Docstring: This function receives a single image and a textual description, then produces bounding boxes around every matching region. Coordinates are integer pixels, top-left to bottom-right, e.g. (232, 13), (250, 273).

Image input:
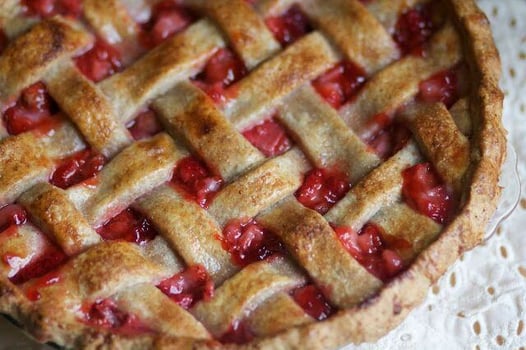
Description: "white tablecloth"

(1, 1), (525, 349)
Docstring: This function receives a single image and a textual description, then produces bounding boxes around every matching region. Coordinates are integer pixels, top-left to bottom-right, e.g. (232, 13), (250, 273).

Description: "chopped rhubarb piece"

(50, 149), (106, 189)
(220, 218), (285, 266)
(22, 0), (82, 18)
(157, 265), (214, 309)
(84, 299), (151, 335)
(265, 5), (312, 47)
(0, 29), (7, 55)
(334, 223), (408, 281)
(193, 48), (248, 104)
(291, 284), (334, 321)
(402, 162), (455, 224)
(9, 244), (67, 285)
(127, 109), (163, 140)
(242, 118), (292, 157)
(312, 61), (367, 109)
(139, 0), (194, 48)
(171, 157), (222, 208)
(23, 270), (61, 301)
(3, 82), (60, 135)
(295, 168), (350, 215)
(75, 39), (122, 82)
(393, 4), (434, 56)
(418, 68), (460, 108)
(97, 208), (158, 245)
(0, 205), (28, 232)
(220, 320), (255, 344)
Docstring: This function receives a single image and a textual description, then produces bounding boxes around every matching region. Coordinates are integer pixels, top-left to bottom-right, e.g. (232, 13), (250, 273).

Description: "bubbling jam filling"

(96, 208), (158, 245)
(291, 284), (334, 321)
(50, 149), (106, 189)
(23, 270), (61, 301)
(8, 243), (67, 285)
(334, 223), (410, 282)
(171, 157), (223, 209)
(295, 168), (350, 215)
(220, 218), (286, 267)
(402, 162), (455, 224)
(220, 320), (255, 345)
(364, 116), (412, 160)
(418, 67), (461, 108)
(242, 117), (293, 157)
(75, 39), (122, 83)
(2, 82), (60, 135)
(22, 0), (82, 18)
(83, 299), (151, 335)
(265, 5), (312, 47)
(0, 205), (28, 232)
(127, 109), (163, 140)
(312, 61), (367, 109)
(193, 48), (248, 104)
(139, 0), (194, 48)
(393, 3), (435, 56)
(157, 265), (214, 310)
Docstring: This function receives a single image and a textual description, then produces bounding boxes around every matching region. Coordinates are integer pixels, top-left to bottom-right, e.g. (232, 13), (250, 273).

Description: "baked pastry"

(0, 0), (505, 348)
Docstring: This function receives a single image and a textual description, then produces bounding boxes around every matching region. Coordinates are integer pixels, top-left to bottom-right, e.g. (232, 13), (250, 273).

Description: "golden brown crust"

(0, 0), (504, 349)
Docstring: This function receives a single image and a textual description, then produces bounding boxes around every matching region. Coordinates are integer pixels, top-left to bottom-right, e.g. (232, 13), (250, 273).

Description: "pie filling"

(96, 208), (158, 245)
(51, 149), (106, 189)
(242, 117), (293, 157)
(82, 299), (152, 335)
(220, 218), (286, 267)
(0, 0), (483, 345)
(157, 265), (214, 310)
(2, 82), (61, 136)
(171, 156), (223, 209)
(295, 168), (350, 215)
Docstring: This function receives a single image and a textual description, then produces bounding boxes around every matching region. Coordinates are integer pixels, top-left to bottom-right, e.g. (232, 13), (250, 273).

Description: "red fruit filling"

(291, 284), (334, 321)
(2, 82), (60, 135)
(171, 156), (222, 209)
(157, 265), (214, 310)
(22, 0), (82, 18)
(295, 168), (350, 215)
(366, 119), (412, 159)
(139, 0), (194, 48)
(242, 118), (293, 157)
(265, 5), (312, 47)
(418, 68), (460, 108)
(312, 61), (367, 109)
(83, 299), (151, 335)
(0, 29), (7, 55)
(393, 4), (434, 56)
(334, 223), (409, 282)
(23, 270), (61, 301)
(9, 243), (67, 285)
(127, 109), (163, 140)
(220, 218), (285, 267)
(75, 39), (122, 83)
(96, 208), (158, 245)
(193, 48), (248, 104)
(0, 204), (28, 232)
(220, 320), (255, 345)
(402, 162), (455, 224)
(50, 149), (106, 189)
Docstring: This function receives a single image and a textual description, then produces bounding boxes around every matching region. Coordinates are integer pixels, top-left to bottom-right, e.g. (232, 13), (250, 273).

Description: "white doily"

(1, 1), (525, 349)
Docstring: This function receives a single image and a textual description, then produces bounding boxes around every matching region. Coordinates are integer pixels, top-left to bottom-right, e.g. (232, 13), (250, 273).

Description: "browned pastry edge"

(0, 0), (505, 348)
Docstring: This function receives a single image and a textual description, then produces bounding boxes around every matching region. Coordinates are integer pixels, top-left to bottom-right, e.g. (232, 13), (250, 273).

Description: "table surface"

(2, 1), (526, 349)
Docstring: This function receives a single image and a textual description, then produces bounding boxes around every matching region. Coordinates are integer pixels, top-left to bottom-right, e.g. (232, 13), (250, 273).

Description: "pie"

(0, 0), (505, 349)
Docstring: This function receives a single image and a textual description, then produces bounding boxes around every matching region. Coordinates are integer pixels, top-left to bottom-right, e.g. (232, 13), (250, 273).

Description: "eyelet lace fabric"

(0, 1), (524, 349)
